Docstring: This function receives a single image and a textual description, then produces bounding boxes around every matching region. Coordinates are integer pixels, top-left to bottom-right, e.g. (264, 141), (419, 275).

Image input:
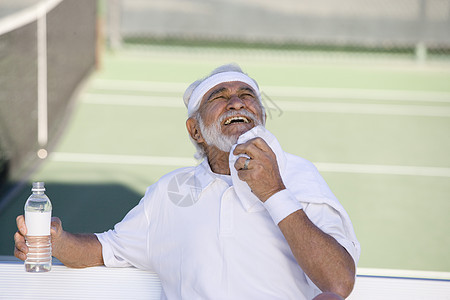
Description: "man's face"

(198, 81), (265, 139)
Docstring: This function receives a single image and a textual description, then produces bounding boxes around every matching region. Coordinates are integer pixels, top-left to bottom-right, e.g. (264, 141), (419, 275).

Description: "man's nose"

(226, 95), (245, 110)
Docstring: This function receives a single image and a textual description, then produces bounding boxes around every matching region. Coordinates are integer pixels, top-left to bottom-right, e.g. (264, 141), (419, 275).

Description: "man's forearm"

(278, 210), (355, 298)
(52, 232), (104, 268)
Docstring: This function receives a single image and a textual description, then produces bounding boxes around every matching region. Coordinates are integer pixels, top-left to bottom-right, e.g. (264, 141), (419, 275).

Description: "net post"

(415, 42), (427, 64)
(108, 0), (122, 51)
(37, 5), (48, 150)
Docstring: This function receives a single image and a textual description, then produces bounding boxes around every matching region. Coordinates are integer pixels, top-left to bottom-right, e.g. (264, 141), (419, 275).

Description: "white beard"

(198, 110), (264, 153)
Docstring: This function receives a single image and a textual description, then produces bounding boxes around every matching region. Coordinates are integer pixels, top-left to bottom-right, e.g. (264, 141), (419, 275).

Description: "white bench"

(0, 257), (448, 299)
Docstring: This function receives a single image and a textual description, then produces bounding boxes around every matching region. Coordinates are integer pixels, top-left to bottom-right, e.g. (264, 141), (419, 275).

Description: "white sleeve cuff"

(95, 231), (132, 268)
(263, 189), (303, 225)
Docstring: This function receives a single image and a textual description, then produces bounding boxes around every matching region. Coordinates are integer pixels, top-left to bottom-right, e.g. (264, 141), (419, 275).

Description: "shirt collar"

(194, 159), (263, 212)
(194, 160), (216, 192)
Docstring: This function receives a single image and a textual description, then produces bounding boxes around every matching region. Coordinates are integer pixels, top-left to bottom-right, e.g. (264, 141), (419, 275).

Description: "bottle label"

(25, 211), (51, 236)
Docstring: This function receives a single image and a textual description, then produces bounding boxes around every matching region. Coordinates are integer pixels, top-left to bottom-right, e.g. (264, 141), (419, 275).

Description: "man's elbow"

(330, 274), (355, 299)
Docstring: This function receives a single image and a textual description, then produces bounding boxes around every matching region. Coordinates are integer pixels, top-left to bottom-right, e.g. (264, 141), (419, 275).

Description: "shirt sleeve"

(303, 202), (359, 267)
(300, 202), (359, 296)
(95, 187), (153, 270)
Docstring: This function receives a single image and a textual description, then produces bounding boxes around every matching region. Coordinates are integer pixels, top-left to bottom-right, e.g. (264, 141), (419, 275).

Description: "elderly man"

(15, 64), (360, 299)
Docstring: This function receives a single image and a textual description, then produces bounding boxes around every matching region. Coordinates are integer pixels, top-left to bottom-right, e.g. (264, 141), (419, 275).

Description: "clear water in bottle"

(24, 182), (52, 272)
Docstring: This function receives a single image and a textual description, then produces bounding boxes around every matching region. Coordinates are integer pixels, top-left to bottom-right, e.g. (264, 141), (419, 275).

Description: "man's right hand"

(14, 215), (64, 261)
(15, 214), (103, 268)
(14, 215), (28, 261)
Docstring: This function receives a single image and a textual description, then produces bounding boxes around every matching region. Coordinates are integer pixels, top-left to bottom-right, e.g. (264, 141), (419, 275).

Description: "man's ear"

(186, 117), (204, 143)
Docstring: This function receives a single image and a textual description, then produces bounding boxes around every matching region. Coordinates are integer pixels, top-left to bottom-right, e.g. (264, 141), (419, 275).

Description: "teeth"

(224, 116), (249, 125)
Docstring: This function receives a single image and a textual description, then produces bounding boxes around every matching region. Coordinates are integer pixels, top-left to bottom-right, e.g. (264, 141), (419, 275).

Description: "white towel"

(229, 126), (291, 211)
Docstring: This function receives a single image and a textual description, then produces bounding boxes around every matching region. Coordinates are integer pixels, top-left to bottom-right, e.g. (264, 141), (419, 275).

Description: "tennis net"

(0, 0), (97, 207)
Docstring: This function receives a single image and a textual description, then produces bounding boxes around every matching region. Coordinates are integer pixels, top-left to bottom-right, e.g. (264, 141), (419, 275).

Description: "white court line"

(276, 101), (450, 117)
(314, 162), (450, 177)
(82, 93), (450, 117)
(92, 80), (187, 93)
(91, 79), (450, 103)
(50, 152), (450, 177)
(357, 268), (450, 281)
(83, 94), (183, 107)
(51, 152), (197, 167)
(264, 86), (450, 103)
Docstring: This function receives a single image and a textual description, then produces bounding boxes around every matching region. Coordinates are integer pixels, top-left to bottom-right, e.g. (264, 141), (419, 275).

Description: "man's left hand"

(233, 137), (286, 202)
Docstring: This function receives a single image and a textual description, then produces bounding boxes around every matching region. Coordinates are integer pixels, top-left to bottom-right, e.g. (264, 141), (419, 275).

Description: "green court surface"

(1, 47), (449, 272)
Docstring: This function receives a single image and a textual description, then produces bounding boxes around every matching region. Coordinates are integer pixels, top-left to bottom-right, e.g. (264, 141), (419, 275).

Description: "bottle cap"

(31, 182), (46, 192)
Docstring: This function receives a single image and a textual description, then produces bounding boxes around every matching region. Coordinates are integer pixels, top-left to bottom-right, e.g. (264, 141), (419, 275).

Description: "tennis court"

(1, 45), (450, 277)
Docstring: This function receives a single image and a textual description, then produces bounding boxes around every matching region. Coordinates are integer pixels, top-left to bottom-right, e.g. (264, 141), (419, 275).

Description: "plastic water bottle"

(24, 182), (52, 272)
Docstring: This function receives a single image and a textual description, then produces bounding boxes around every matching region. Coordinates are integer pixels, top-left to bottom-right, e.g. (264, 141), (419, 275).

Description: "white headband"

(186, 71), (260, 116)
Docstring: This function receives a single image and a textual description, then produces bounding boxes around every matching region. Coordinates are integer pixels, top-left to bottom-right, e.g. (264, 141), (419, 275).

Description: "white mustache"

(218, 110), (261, 126)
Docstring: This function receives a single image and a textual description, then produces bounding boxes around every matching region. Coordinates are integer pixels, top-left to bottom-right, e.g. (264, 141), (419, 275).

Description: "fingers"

(243, 157), (250, 170)
(233, 137), (272, 159)
(14, 215), (63, 261)
(16, 215), (27, 236)
(14, 230), (28, 261)
(247, 137), (271, 152)
(232, 137), (285, 202)
(235, 156), (252, 171)
(14, 215), (28, 260)
(233, 137), (276, 172)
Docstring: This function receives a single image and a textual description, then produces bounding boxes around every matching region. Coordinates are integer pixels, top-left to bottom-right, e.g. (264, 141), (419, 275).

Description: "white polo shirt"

(96, 147), (360, 299)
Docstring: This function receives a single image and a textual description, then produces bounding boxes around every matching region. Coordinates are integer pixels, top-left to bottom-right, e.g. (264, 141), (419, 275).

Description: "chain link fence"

(105, 0), (450, 63)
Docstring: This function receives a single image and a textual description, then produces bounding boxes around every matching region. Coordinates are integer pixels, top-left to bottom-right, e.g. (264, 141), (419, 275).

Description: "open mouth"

(223, 116), (251, 125)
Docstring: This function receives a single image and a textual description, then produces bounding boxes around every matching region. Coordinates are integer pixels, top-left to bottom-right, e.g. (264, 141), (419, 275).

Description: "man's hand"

(14, 215), (64, 261)
(14, 215), (27, 261)
(233, 137), (286, 202)
(15, 214), (103, 268)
